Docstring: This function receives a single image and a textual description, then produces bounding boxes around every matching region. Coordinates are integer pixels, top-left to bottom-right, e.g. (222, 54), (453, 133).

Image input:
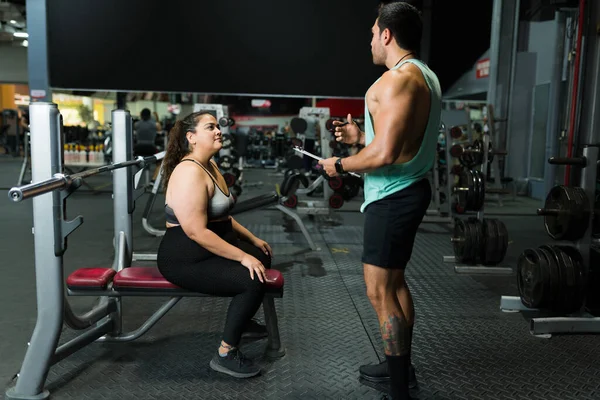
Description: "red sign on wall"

(476, 58), (490, 79)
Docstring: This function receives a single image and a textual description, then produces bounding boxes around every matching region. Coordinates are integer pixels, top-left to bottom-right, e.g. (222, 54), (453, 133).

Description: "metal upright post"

(26, 0), (51, 102)
(488, 0), (520, 163)
(6, 103), (63, 400)
(109, 110), (133, 337)
(111, 110), (134, 271)
(544, 12), (568, 197)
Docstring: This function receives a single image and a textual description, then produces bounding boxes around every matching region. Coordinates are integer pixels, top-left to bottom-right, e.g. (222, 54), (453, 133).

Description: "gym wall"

(0, 46), (28, 84)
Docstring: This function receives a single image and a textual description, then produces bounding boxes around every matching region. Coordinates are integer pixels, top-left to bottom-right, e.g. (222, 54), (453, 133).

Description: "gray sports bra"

(165, 159), (235, 224)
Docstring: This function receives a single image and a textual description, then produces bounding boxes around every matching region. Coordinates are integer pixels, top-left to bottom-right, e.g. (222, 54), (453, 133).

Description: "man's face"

(370, 19), (386, 65)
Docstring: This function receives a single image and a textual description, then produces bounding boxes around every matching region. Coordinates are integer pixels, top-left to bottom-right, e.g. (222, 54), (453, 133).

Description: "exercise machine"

(288, 107), (340, 216)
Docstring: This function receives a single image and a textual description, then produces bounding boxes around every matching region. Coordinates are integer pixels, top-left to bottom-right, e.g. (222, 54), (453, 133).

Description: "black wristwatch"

(335, 158), (345, 174)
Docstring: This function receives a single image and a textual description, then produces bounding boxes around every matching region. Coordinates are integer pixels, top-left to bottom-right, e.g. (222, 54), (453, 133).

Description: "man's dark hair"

(141, 108), (152, 120)
(377, 2), (423, 55)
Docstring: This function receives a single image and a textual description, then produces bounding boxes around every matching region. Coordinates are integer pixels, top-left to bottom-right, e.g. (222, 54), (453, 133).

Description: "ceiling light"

(14, 32), (28, 38)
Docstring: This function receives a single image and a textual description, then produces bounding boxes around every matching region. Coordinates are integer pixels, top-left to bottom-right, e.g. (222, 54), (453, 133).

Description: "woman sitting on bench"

(157, 110), (273, 379)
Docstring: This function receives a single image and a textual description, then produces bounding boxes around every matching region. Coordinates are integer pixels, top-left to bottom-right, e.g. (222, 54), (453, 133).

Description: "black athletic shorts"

(362, 178), (431, 269)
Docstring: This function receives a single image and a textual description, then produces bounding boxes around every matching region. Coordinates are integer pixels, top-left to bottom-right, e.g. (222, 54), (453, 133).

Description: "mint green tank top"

(360, 59), (442, 213)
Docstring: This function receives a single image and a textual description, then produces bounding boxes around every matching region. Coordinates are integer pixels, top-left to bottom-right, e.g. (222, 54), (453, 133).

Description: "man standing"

(318, 3), (441, 399)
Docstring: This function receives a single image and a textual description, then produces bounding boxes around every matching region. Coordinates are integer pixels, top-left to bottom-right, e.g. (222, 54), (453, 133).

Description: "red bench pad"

(67, 268), (116, 289)
(113, 267), (284, 290)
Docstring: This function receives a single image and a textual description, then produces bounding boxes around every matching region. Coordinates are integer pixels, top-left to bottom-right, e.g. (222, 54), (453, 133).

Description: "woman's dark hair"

(377, 2), (423, 55)
(162, 111), (214, 189)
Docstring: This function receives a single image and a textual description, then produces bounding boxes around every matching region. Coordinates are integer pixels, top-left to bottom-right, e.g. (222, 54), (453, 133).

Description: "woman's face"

(189, 114), (222, 152)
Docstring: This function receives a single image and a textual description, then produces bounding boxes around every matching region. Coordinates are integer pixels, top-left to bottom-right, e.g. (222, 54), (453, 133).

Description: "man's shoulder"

(379, 67), (421, 95)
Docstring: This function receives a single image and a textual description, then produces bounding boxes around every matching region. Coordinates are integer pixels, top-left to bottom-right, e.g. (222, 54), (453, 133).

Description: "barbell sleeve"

(548, 156), (587, 166)
(8, 174), (68, 202)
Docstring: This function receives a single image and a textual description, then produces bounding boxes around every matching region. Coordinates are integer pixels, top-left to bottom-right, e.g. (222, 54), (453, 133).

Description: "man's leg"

(397, 277), (415, 367)
(364, 264), (412, 400)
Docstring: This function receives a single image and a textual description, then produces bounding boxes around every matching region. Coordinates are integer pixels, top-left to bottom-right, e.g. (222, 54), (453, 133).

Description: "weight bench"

(66, 265), (286, 359)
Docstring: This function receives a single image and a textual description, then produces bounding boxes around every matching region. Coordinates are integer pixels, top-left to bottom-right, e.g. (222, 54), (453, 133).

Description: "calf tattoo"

(380, 313), (411, 356)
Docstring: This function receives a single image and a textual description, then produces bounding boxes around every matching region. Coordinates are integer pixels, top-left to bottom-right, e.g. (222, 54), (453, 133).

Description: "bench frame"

(6, 107), (286, 400)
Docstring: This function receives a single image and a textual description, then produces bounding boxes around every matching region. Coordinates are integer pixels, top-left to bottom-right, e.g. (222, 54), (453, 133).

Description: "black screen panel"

(47, 0), (386, 98)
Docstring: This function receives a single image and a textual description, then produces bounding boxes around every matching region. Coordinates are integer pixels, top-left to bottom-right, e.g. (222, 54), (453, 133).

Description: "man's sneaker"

(359, 360), (418, 389)
(241, 318), (268, 339)
(209, 349), (261, 378)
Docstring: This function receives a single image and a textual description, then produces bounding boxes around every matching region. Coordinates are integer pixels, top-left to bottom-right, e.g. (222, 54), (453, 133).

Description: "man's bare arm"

(341, 72), (419, 173)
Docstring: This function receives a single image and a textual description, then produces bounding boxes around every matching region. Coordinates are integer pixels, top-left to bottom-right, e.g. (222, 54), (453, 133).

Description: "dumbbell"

(449, 126), (463, 139)
(219, 117), (236, 128)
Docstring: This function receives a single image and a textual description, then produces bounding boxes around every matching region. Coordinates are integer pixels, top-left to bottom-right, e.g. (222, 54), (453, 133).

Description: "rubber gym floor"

(1, 156), (599, 400)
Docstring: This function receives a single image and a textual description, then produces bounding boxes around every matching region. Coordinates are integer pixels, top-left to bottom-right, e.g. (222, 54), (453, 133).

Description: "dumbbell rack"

(442, 127), (513, 275)
(500, 145), (600, 337)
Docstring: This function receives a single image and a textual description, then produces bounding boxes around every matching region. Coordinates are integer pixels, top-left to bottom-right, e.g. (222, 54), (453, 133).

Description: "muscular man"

(318, 3), (441, 399)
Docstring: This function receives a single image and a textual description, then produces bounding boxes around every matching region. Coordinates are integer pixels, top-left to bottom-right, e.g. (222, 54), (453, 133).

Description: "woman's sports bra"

(164, 159), (235, 224)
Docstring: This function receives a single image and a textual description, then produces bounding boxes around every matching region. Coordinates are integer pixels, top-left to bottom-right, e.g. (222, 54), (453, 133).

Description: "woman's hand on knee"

(241, 253), (267, 283)
(250, 236), (272, 258)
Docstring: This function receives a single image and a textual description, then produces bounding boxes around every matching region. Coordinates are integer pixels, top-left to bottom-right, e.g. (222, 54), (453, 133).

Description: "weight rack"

(287, 107), (337, 217)
(421, 123), (453, 224)
(500, 145), (600, 337)
(442, 119), (512, 275)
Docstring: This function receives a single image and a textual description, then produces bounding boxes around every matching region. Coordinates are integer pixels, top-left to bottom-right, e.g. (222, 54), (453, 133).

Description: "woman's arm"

(230, 217), (256, 243)
(169, 164), (247, 261)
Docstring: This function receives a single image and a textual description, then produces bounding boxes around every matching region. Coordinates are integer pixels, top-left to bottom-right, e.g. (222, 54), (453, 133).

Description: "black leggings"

(156, 219), (271, 346)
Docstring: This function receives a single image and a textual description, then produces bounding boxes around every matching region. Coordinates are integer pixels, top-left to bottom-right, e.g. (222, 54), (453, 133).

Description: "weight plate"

(223, 173), (236, 187)
(450, 126), (463, 139)
(452, 219), (468, 263)
(328, 176), (343, 191)
(474, 218), (484, 264)
(517, 248), (549, 309)
(329, 194), (344, 209)
(496, 219), (509, 264)
(542, 186), (591, 240)
(470, 170), (479, 211)
(465, 219), (476, 264)
(290, 117), (307, 134)
(219, 155), (233, 170)
(482, 219), (495, 265)
(284, 194), (298, 208)
(536, 246), (558, 309)
(544, 245), (575, 313)
(465, 170), (475, 210)
(555, 244), (587, 313)
(450, 144), (464, 158)
(219, 117), (229, 127)
(540, 244), (565, 311)
(474, 170), (486, 211)
(222, 134), (233, 149)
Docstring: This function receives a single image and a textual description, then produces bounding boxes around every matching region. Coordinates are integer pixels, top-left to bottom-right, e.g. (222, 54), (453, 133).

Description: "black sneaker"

(241, 318), (268, 339)
(359, 360), (418, 389)
(209, 348), (261, 378)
